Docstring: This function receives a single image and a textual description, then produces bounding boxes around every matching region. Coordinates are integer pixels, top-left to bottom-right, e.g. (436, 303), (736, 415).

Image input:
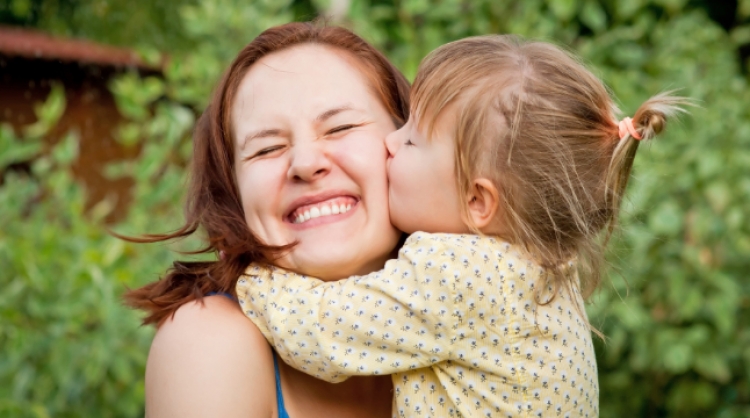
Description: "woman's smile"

(287, 193), (359, 227)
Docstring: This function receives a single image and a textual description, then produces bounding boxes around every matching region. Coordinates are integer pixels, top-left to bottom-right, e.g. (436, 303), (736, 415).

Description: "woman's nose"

(287, 143), (332, 182)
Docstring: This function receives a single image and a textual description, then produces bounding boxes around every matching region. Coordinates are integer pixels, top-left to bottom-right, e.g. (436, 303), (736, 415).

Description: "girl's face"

(385, 117), (468, 234)
(232, 44), (401, 280)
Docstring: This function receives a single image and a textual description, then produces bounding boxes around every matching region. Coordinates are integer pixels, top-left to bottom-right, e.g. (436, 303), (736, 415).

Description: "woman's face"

(232, 44), (401, 280)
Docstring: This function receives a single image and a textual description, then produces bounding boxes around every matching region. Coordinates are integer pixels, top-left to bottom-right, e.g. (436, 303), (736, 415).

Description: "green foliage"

(581, 11), (750, 417)
(0, 0), (198, 52)
(1, 0), (748, 416)
(0, 91), (162, 417)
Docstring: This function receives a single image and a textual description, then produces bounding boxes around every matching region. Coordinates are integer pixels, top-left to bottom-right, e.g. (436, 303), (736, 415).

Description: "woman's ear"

(467, 178), (499, 231)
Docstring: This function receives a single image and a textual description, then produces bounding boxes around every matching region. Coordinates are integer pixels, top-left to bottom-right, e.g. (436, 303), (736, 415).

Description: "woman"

(126, 22), (410, 417)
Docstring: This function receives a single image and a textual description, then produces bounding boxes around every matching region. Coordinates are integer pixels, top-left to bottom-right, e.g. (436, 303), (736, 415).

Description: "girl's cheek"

(386, 159), (404, 193)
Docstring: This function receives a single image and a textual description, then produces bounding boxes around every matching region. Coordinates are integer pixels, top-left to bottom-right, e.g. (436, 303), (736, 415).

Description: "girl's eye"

(405, 139), (415, 146)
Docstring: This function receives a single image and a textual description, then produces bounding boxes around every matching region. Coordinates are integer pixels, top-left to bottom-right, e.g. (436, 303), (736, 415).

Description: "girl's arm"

(145, 295), (277, 418)
(237, 232), (474, 383)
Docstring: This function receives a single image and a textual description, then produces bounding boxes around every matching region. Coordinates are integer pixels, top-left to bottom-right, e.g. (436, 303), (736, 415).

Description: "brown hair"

(122, 22), (410, 325)
(411, 35), (687, 317)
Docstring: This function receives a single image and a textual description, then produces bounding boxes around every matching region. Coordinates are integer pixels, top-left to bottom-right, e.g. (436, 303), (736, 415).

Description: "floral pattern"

(237, 232), (599, 417)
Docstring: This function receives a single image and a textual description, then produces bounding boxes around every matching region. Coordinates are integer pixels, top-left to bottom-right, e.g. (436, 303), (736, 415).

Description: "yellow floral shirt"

(237, 232), (599, 418)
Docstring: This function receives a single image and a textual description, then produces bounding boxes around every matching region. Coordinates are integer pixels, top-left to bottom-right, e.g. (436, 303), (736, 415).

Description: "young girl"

(237, 35), (685, 418)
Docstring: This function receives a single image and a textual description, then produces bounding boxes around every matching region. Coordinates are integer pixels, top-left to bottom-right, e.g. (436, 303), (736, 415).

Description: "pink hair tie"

(618, 117), (642, 140)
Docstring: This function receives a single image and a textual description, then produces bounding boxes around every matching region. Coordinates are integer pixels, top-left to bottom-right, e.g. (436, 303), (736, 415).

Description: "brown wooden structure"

(0, 25), (160, 221)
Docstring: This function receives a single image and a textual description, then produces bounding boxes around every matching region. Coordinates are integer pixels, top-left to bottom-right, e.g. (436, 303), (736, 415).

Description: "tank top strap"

(272, 354), (291, 418)
(205, 291), (236, 300)
(207, 291), (288, 416)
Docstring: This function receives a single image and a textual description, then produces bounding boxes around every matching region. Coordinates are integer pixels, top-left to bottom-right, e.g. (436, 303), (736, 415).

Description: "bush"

(0, 87), (156, 417)
(1, 0), (748, 416)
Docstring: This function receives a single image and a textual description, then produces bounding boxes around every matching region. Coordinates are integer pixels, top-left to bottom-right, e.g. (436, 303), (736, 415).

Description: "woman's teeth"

(293, 202), (353, 224)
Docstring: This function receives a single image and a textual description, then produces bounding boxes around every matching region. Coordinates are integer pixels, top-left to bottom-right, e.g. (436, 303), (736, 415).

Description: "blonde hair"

(412, 35), (687, 317)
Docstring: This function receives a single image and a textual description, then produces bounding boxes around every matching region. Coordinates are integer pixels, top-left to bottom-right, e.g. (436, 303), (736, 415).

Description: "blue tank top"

(272, 354), (291, 418)
(206, 292), (291, 417)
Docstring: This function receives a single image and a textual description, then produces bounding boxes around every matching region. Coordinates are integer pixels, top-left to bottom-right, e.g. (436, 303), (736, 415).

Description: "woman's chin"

(282, 242), (384, 280)
(282, 234), (398, 280)
(276, 204), (400, 279)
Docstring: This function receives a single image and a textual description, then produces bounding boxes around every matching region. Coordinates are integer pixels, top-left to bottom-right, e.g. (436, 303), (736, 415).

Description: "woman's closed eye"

(405, 139), (415, 146)
(249, 145), (285, 159)
(326, 123), (361, 136)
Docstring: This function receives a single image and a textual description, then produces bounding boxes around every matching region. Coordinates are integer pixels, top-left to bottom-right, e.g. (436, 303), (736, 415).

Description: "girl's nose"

(385, 128), (401, 158)
(287, 142), (332, 182)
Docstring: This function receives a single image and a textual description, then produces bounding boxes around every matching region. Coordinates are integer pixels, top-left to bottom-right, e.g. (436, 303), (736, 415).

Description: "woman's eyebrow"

(315, 105), (357, 123)
(242, 128), (283, 149)
(241, 105), (359, 149)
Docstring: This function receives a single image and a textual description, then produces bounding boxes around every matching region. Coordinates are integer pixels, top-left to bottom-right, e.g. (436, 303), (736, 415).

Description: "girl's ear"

(467, 178), (499, 231)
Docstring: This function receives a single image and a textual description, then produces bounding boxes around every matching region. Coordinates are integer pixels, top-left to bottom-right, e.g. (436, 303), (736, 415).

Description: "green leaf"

(694, 353), (731, 383)
(0, 126), (43, 169)
(615, 0), (643, 20)
(580, 0), (606, 33)
(663, 344), (693, 373)
(548, 0), (578, 21)
(648, 201), (683, 235)
(731, 25), (750, 46)
(739, 0), (750, 19)
(10, 0), (32, 18)
(704, 181), (731, 213)
(50, 133), (79, 166)
(23, 83), (66, 138)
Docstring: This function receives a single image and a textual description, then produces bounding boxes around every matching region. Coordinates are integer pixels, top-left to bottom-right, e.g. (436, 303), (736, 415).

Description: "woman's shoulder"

(154, 294), (269, 351)
(145, 295), (277, 418)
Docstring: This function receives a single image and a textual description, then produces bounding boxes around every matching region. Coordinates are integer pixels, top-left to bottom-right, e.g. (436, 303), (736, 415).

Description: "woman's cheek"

(340, 130), (388, 159)
(236, 161), (285, 236)
(388, 151), (418, 233)
(335, 134), (389, 185)
(389, 151), (411, 192)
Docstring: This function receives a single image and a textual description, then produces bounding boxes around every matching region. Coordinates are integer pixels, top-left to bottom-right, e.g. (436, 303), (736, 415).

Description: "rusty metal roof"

(0, 25), (156, 69)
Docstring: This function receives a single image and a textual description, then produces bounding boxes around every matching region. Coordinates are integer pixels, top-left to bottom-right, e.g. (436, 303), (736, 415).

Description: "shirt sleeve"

(236, 232), (467, 383)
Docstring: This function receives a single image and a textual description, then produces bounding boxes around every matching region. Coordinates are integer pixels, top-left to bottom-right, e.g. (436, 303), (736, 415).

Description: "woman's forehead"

(233, 45), (379, 122)
(245, 45), (371, 97)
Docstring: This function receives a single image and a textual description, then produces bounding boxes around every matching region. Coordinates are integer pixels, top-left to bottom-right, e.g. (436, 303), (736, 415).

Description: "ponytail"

(604, 92), (691, 236)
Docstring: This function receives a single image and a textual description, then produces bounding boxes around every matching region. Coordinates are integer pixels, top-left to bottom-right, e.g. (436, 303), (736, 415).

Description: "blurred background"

(0, 0), (748, 416)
